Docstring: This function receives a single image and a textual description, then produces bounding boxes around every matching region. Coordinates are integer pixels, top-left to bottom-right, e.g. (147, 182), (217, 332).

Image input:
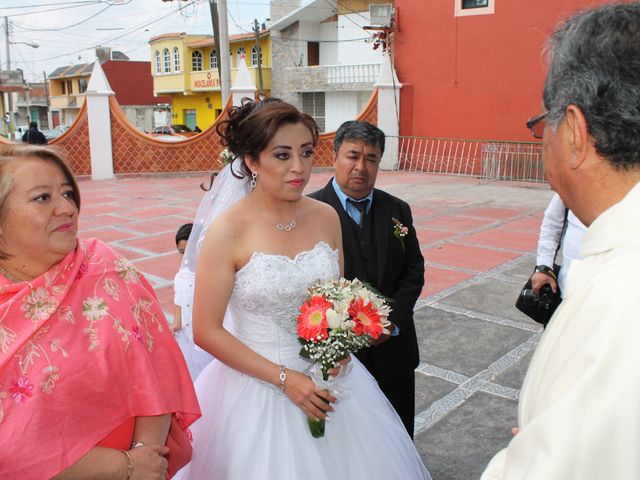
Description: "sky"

(0, 0), (271, 83)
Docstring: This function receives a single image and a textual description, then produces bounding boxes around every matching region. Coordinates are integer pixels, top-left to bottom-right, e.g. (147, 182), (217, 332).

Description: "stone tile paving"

(76, 171), (554, 479)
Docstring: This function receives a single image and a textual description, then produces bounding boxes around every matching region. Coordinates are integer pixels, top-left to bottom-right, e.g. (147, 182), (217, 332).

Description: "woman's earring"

(250, 171), (258, 190)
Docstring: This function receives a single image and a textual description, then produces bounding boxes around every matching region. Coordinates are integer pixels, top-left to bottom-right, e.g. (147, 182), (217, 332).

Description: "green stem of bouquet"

(307, 368), (330, 438)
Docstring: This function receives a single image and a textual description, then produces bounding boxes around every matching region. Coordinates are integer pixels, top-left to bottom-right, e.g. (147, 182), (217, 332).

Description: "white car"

(14, 125), (29, 141)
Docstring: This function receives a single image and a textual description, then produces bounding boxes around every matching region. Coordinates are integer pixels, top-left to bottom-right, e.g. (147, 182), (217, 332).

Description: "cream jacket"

(482, 181), (640, 479)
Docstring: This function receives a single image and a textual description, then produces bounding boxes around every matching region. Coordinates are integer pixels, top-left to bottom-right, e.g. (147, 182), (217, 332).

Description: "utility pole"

(252, 19), (264, 94)
(208, 1), (223, 94)
(216, 0), (231, 105)
(4, 17), (14, 136)
(43, 71), (51, 129)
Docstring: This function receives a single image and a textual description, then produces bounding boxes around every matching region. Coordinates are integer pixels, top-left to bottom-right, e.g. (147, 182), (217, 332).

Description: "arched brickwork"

(1, 89), (378, 174)
(0, 106), (91, 176)
(110, 97), (227, 173)
(48, 104), (92, 176)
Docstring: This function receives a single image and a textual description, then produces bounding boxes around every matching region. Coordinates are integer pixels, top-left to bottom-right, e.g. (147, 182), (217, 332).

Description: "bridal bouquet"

(296, 278), (392, 438)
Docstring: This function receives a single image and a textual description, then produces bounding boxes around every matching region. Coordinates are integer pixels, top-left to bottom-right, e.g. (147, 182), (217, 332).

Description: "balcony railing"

(285, 63), (381, 92)
(327, 63), (380, 84)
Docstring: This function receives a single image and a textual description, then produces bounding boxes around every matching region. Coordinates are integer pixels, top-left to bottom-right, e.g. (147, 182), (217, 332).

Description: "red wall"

(394, 0), (608, 141)
(102, 60), (170, 106)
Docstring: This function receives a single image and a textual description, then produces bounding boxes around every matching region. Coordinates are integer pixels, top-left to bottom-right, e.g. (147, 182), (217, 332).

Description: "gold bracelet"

(120, 449), (134, 480)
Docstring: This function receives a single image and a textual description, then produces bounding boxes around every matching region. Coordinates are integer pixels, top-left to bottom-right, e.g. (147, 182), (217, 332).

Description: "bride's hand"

(284, 369), (336, 420)
(327, 356), (351, 378)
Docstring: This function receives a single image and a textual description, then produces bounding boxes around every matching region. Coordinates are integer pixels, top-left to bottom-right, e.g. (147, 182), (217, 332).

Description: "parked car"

(52, 125), (71, 136)
(151, 124), (198, 139)
(14, 125), (29, 142)
(41, 129), (60, 142)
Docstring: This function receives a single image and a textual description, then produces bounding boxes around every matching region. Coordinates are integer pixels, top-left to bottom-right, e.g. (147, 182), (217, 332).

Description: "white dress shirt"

(536, 193), (587, 292)
(482, 181), (640, 479)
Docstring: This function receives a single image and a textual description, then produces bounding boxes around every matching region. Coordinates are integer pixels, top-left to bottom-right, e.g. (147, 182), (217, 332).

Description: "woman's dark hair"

(215, 97), (320, 177)
(175, 223), (193, 246)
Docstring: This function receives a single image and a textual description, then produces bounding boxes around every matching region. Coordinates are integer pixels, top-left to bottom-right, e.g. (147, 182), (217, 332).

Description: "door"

(52, 111), (60, 128)
(184, 109), (197, 131)
(307, 42), (319, 66)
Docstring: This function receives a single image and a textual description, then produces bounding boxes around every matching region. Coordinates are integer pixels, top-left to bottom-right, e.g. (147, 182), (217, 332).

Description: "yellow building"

(149, 31), (271, 131)
(48, 63), (92, 127)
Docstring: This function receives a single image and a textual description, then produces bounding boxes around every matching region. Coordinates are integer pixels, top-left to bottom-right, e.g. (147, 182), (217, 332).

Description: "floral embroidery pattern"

(9, 377), (34, 403)
(0, 325), (17, 354)
(103, 278), (120, 301)
(131, 325), (145, 343)
(114, 258), (139, 284)
(21, 288), (57, 323)
(0, 240), (172, 427)
(83, 296), (108, 351)
(57, 306), (75, 324)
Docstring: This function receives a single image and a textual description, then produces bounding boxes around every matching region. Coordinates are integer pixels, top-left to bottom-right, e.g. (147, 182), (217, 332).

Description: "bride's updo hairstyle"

(216, 97), (320, 177)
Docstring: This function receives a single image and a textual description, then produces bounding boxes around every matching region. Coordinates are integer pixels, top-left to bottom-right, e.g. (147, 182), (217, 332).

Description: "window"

(192, 50), (203, 71)
(455, 0), (494, 16)
(79, 78), (88, 93)
(61, 81), (66, 95)
(163, 48), (171, 73)
(236, 47), (246, 64)
(210, 49), (218, 69)
(154, 50), (161, 74)
(463, 0), (488, 8)
(251, 45), (262, 66)
(301, 92), (325, 132)
(66, 80), (73, 94)
(173, 47), (180, 72)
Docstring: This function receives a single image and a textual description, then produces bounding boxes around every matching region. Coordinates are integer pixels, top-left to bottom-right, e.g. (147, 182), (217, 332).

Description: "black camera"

(520, 283), (556, 311)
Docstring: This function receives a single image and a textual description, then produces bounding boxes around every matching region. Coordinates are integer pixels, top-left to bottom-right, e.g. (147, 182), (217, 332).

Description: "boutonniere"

(392, 217), (409, 250)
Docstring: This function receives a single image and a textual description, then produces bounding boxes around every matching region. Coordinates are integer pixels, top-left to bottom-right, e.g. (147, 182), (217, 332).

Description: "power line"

(13, 3), (117, 31)
(17, 0), (198, 64)
(1, 2), (103, 19)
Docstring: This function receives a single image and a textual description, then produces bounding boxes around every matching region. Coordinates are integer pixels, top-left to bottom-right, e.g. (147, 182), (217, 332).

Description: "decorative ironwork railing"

(396, 136), (546, 183)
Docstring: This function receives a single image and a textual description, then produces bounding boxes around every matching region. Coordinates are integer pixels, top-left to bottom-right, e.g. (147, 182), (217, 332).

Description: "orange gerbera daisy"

(349, 298), (383, 339)
(297, 295), (332, 341)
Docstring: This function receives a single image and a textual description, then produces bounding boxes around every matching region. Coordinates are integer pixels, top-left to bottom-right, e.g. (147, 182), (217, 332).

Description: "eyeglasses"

(526, 111), (548, 139)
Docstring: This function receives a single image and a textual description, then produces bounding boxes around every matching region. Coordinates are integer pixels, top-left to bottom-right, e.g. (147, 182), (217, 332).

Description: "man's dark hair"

(175, 223), (193, 246)
(29, 121), (38, 129)
(333, 121), (385, 155)
(544, 3), (640, 170)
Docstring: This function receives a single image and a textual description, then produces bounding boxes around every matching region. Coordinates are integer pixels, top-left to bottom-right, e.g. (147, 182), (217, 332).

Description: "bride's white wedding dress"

(176, 241), (431, 479)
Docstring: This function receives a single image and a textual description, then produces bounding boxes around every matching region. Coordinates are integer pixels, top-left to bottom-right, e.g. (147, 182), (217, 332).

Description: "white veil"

(175, 158), (251, 335)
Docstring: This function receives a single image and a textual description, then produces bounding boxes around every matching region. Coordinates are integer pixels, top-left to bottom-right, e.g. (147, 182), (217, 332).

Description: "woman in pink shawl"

(0, 145), (200, 479)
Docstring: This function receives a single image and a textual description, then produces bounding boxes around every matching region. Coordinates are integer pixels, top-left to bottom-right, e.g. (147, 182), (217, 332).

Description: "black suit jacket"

(310, 180), (425, 381)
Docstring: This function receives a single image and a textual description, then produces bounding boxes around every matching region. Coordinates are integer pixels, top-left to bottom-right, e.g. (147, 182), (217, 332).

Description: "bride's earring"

(250, 171), (258, 190)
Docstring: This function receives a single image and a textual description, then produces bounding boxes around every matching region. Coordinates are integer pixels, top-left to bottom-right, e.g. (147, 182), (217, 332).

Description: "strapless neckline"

(236, 241), (336, 277)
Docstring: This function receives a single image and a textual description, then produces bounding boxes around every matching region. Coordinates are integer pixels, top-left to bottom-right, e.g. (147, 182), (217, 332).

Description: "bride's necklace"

(276, 204), (297, 232)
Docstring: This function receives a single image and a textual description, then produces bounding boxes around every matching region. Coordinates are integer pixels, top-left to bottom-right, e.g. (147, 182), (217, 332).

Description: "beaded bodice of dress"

(228, 241), (339, 370)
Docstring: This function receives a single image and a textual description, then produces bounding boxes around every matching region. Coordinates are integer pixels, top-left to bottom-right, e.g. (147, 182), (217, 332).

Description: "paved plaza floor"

(77, 170), (554, 480)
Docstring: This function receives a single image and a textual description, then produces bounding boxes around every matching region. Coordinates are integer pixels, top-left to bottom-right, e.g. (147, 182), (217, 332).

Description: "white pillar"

(85, 62), (115, 180)
(375, 54), (402, 171)
(230, 54), (257, 106)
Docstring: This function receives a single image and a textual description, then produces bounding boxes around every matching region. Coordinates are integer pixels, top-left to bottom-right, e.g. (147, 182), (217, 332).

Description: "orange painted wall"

(394, 0), (608, 141)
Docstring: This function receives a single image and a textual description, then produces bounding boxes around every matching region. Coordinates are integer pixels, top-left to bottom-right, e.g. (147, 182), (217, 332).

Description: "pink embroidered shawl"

(0, 238), (201, 479)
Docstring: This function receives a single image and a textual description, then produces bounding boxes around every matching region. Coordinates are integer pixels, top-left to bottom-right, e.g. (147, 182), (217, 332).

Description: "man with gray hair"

(482, 3), (640, 479)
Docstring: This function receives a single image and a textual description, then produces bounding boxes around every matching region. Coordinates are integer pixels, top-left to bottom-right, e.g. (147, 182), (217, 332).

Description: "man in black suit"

(310, 121), (425, 437)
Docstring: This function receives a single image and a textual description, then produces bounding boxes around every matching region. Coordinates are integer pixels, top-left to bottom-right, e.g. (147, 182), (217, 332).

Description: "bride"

(176, 98), (430, 479)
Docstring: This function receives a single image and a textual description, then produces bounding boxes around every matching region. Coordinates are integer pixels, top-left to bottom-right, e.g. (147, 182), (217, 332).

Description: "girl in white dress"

(176, 99), (430, 479)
